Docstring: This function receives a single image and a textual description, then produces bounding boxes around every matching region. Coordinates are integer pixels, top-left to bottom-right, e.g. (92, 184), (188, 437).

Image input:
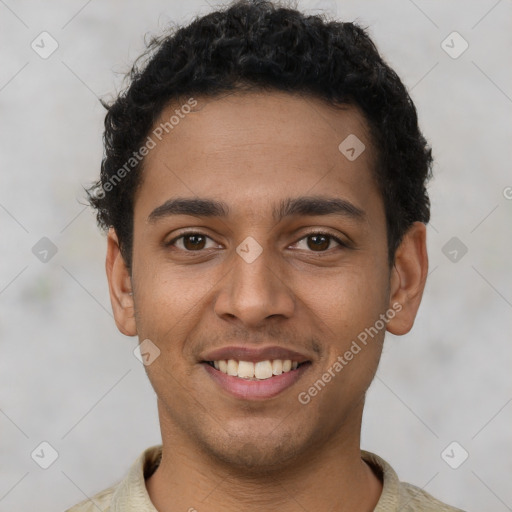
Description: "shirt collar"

(111, 444), (162, 512)
(110, 445), (399, 511)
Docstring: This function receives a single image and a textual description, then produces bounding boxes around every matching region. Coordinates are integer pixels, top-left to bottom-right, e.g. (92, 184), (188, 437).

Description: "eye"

(292, 232), (346, 252)
(166, 231), (347, 253)
(166, 232), (219, 251)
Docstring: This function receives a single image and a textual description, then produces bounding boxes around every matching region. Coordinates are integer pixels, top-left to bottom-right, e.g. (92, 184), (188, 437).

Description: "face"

(107, 90), (427, 471)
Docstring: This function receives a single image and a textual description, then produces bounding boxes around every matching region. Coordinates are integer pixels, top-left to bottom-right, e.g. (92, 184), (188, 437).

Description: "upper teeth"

(212, 359), (300, 379)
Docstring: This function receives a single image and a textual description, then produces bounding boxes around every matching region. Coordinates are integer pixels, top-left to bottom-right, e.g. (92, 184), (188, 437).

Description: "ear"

(105, 227), (137, 336)
(386, 222), (428, 335)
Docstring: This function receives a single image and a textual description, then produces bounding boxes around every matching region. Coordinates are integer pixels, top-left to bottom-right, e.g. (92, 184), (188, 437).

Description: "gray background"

(1, 0), (511, 510)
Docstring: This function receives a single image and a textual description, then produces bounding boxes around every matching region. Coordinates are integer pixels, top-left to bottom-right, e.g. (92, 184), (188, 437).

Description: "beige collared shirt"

(65, 445), (465, 511)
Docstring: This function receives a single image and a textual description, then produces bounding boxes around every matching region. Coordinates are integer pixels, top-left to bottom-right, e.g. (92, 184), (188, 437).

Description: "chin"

(198, 429), (307, 474)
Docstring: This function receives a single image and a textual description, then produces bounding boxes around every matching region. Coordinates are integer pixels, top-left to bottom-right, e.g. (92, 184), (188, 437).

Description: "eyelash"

(166, 230), (348, 253)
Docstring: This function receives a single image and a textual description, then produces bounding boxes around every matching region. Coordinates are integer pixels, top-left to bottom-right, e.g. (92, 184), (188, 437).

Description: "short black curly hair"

(87, 0), (432, 270)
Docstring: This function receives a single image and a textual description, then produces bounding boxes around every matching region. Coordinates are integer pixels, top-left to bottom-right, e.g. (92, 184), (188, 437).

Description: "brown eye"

(167, 232), (217, 251)
(307, 234), (331, 251)
(293, 232), (345, 252)
(182, 234), (207, 250)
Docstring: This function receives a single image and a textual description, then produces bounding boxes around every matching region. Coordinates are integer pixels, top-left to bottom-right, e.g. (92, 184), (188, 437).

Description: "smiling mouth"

(203, 359), (311, 380)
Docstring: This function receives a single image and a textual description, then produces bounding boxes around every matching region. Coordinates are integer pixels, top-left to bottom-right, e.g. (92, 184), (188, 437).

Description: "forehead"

(135, 91), (382, 223)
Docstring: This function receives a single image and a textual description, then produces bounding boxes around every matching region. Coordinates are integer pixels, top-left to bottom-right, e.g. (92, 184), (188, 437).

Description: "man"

(67, 0), (465, 510)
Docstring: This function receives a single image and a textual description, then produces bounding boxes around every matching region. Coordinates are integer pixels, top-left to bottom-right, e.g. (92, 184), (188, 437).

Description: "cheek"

(295, 268), (387, 415)
(300, 262), (389, 332)
(132, 256), (219, 341)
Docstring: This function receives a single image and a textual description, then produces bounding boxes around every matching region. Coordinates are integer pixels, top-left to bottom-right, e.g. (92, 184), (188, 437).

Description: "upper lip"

(200, 345), (311, 364)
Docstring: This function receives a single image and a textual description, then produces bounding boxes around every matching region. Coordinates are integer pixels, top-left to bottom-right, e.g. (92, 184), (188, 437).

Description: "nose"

(213, 238), (295, 328)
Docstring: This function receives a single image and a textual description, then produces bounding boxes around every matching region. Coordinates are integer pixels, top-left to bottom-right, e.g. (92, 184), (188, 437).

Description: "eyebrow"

(147, 195), (366, 224)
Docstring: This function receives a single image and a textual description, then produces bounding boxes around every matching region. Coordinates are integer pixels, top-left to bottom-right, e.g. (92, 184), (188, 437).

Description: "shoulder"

(64, 445), (162, 512)
(64, 484), (116, 512)
(361, 450), (467, 512)
(398, 481), (467, 511)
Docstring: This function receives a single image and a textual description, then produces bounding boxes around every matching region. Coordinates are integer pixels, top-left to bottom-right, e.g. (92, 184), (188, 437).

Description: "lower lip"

(203, 362), (311, 401)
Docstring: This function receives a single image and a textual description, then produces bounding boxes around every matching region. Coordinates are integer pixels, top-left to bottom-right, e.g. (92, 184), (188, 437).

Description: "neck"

(146, 401), (383, 512)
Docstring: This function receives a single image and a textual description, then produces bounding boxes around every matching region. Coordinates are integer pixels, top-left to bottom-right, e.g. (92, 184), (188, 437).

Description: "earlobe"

(105, 228), (137, 336)
(386, 222), (428, 336)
